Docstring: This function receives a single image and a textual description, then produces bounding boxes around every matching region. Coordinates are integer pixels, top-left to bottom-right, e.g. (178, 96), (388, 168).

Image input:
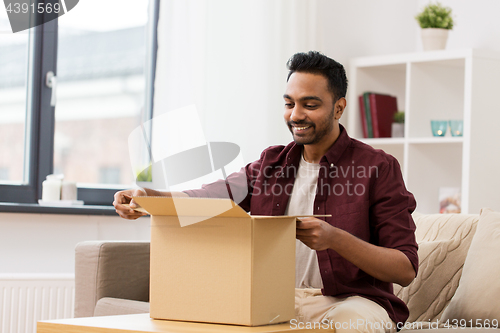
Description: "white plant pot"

(421, 28), (449, 51)
(391, 123), (404, 138)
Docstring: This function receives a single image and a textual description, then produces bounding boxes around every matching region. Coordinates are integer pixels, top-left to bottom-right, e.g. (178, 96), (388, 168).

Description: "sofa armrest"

(74, 241), (150, 318)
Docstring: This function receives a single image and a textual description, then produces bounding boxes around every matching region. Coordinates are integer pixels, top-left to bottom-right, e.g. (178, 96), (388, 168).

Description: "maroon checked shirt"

(184, 125), (418, 325)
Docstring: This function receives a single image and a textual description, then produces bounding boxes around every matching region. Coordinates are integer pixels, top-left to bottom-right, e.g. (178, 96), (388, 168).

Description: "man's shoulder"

(347, 138), (399, 168)
(258, 142), (296, 162)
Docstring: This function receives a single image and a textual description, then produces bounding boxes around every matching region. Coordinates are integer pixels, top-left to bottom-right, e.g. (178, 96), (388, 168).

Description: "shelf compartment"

(348, 49), (500, 214)
(408, 59), (465, 138)
(349, 64), (406, 139)
(406, 143), (462, 214)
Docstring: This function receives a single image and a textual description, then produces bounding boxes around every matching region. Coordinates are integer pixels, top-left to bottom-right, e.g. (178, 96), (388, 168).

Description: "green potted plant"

(392, 111), (405, 138)
(135, 164), (153, 182)
(415, 2), (454, 51)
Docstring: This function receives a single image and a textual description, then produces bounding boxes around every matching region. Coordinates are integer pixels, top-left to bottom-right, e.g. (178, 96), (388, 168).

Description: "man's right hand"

(113, 188), (148, 220)
(113, 188), (189, 219)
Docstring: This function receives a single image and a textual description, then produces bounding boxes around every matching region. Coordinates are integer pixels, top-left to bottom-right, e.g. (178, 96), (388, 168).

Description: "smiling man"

(114, 51), (418, 333)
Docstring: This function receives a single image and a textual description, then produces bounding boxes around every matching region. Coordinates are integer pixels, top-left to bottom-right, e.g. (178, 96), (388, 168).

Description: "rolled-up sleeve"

(369, 157), (419, 275)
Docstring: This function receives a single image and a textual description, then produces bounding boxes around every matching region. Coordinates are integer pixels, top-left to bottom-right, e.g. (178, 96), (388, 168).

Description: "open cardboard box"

(133, 196), (298, 327)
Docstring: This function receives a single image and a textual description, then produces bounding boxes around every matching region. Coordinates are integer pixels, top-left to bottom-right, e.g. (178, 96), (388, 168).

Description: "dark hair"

(286, 51), (348, 101)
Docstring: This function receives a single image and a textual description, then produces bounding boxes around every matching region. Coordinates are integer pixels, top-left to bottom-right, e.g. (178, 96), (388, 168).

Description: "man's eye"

(305, 104), (318, 108)
(285, 103), (294, 108)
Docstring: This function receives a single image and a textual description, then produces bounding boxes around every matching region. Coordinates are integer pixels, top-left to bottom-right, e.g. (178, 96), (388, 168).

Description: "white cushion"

(441, 208), (500, 325)
(394, 213), (479, 322)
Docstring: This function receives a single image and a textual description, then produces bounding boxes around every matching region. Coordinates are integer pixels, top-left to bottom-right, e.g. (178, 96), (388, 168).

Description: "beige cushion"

(441, 208), (500, 324)
(74, 241), (150, 318)
(394, 213), (479, 322)
(94, 297), (149, 317)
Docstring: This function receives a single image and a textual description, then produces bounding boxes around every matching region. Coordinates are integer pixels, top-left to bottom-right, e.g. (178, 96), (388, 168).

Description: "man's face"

(283, 72), (337, 145)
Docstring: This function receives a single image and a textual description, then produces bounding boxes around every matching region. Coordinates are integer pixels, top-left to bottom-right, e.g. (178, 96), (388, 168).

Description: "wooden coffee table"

(37, 313), (327, 333)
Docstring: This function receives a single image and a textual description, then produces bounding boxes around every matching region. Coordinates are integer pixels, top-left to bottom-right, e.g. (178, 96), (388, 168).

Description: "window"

(0, 0), (159, 206)
(0, 7), (30, 185)
(0, 167), (9, 180)
(99, 167), (121, 185)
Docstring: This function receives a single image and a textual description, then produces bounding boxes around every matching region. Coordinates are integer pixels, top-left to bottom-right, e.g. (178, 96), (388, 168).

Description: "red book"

(358, 95), (368, 138)
(368, 93), (398, 138)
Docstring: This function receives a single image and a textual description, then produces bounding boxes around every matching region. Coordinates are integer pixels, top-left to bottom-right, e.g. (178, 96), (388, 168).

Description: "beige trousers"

(294, 289), (397, 333)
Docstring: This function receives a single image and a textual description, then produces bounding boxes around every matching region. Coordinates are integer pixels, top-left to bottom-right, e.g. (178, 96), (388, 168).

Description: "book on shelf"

(368, 93), (398, 138)
(362, 92), (374, 138)
(358, 92), (398, 138)
(358, 95), (369, 138)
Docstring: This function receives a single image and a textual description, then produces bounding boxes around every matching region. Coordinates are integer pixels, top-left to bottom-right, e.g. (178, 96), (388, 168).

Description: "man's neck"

(302, 125), (341, 164)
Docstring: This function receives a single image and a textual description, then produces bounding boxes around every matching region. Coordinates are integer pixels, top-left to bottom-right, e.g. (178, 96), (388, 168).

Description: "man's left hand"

(296, 217), (335, 251)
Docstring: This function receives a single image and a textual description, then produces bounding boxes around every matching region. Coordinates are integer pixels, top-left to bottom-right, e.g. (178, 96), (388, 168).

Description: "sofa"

(74, 208), (500, 331)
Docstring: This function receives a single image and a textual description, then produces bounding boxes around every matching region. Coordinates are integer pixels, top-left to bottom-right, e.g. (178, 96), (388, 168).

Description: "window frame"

(0, 0), (160, 209)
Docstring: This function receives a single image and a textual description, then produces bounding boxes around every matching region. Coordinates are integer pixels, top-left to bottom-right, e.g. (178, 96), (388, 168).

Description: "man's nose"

(290, 106), (306, 122)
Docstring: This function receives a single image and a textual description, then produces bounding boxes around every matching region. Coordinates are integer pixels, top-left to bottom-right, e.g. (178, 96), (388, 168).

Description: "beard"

(287, 108), (335, 145)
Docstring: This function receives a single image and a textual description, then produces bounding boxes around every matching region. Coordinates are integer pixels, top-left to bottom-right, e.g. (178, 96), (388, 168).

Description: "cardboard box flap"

(252, 215), (331, 220)
(132, 196), (250, 218)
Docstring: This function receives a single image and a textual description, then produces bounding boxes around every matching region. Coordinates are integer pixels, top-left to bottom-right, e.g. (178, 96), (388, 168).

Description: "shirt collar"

(285, 124), (352, 167)
(322, 124), (351, 166)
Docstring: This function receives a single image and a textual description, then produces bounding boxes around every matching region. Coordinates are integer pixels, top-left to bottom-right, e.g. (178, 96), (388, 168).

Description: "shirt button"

(330, 163), (334, 168)
(276, 203), (280, 207)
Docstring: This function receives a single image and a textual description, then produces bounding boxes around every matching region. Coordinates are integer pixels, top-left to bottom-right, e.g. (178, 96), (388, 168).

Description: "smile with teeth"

(294, 125), (311, 131)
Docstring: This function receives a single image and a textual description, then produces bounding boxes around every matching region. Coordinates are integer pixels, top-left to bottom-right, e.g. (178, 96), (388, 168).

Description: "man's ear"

(334, 97), (346, 120)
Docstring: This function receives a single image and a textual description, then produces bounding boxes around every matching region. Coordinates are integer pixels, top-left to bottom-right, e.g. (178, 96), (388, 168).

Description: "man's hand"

(113, 188), (190, 220)
(296, 217), (336, 251)
(113, 188), (148, 220)
(296, 216), (416, 286)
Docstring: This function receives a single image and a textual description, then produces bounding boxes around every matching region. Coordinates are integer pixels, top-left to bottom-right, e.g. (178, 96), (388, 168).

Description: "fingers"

(297, 220), (336, 251)
(296, 221), (314, 229)
(115, 205), (147, 220)
(296, 221), (320, 238)
(113, 188), (147, 219)
(113, 191), (131, 212)
(296, 217), (322, 229)
(116, 209), (146, 220)
(129, 188), (146, 208)
(296, 232), (316, 250)
(295, 218), (327, 250)
(113, 190), (131, 204)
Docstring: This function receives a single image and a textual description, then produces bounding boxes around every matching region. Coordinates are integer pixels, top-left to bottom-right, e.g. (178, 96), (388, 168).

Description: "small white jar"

(42, 174), (63, 201)
(61, 181), (77, 201)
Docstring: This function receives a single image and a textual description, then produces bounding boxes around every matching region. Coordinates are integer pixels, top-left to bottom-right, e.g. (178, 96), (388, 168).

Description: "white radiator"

(0, 274), (75, 333)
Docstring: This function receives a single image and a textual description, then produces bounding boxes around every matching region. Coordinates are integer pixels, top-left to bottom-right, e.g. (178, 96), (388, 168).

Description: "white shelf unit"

(345, 49), (500, 214)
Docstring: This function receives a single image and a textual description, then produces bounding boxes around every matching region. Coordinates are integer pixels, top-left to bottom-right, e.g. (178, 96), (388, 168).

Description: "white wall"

(153, 0), (322, 169)
(317, 0), (420, 130)
(417, 0), (500, 53)
(318, 0), (419, 66)
(0, 213), (149, 274)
